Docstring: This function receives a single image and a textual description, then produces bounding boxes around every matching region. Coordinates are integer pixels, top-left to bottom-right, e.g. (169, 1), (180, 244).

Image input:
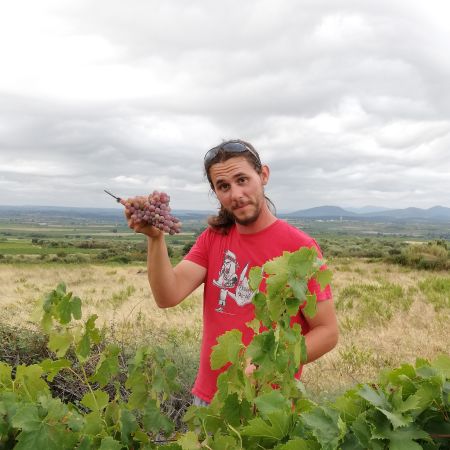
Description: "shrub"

(182, 241), (195, 256)
(388, 242), (449, 270)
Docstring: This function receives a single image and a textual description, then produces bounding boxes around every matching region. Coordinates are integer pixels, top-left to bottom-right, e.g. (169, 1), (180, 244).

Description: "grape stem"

(104, 189), (121, 203)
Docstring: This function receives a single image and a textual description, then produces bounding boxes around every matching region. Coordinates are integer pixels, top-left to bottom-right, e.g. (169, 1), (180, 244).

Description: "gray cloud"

(0, 0), (449, 210)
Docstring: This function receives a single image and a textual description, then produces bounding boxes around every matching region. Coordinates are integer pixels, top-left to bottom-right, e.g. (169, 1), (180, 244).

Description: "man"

(127, 139), (339, 406)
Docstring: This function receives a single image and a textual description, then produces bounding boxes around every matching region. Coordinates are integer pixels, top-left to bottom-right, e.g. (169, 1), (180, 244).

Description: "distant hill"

(284, 205), (450, 221)
(361, 206), (450, 220)
(1, 204), (449, 223)
(345, 206), (393, 214)
(0, 205), (122, 220)
(285, 206), (357, 218)
(0, 205), (213, 222)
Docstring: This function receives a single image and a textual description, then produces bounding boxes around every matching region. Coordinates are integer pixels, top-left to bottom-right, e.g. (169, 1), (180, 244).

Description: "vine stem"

(228, 423), (243, 449)
(67, 364), (109, 429)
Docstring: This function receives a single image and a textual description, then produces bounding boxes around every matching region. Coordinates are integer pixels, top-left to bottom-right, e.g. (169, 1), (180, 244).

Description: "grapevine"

(105, 189), (182, 234)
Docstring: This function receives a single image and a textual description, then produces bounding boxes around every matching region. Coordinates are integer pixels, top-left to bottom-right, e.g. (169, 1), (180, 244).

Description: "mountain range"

(282, 205), (450, 221)
(0, 205), (449, 222)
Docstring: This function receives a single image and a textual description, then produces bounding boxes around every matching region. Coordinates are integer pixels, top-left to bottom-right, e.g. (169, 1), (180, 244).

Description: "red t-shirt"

(184, 219), (332, 402)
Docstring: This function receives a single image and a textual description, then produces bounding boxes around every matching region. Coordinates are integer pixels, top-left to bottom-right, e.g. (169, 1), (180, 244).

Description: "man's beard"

(229, 201), (262, 226)
(234, 210), (259, 225)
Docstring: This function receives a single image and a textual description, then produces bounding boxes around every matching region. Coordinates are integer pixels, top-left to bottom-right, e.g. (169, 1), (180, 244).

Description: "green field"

(0, 219), (198, 264)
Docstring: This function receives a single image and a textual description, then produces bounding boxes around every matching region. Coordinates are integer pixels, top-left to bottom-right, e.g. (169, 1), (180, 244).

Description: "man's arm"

(146, 232), (206, 308)
(303, 299), (339, 363)
(126, 213), (206, 308)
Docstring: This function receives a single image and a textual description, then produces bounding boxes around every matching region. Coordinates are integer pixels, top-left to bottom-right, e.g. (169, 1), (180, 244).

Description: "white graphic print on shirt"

(212, 250), (254, 313)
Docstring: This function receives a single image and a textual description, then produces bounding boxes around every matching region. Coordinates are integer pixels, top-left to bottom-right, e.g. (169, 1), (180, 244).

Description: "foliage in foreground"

(0, 247), (449, 449)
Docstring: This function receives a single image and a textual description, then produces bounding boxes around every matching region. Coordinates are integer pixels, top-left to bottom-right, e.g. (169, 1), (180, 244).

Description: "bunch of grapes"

(122, 191), (182, 235)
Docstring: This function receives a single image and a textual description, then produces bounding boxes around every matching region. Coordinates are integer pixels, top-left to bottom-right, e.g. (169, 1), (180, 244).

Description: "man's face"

(208, 156), (269, 226)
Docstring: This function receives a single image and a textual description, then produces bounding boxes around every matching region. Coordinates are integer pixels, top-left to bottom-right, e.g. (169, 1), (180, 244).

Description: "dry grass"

(1, 258), (449, 400)
(0, 264), (204, 345)
(302, 258), (450, 399)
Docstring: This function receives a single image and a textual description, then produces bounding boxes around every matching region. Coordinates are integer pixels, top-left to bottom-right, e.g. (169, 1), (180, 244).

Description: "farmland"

(1, 208), (449, 402)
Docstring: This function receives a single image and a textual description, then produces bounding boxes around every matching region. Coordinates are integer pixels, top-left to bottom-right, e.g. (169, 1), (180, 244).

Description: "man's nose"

(230, 184), (244, 200)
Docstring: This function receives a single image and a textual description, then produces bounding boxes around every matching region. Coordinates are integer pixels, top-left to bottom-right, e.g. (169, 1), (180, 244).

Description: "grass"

(0, 257), (449, 404)
(335, 281), (413, 329)
(418, 276), (450, 311)
(109, 285), (137, 308)
(0, 240), (101, 255)
(301, 258), (450, 400)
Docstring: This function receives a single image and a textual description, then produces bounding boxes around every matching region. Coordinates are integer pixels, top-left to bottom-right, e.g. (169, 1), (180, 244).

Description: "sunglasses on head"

(204, 140), (261, 165)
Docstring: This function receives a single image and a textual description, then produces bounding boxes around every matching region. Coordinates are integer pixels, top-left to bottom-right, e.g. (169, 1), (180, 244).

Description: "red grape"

(122, 191), (182, 234)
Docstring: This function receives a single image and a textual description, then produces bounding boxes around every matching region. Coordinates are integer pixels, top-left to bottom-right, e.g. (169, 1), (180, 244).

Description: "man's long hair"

(204, 140), (276, 234)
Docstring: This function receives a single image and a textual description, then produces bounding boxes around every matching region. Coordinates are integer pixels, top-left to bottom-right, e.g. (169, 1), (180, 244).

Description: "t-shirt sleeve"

(184, 229), (210, 269)
(307, 238), (332, 302)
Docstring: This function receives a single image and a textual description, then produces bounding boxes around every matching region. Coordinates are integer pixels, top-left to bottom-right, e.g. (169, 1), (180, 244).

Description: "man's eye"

(218, 184), (229, 191)
(238, 177), (247, 184)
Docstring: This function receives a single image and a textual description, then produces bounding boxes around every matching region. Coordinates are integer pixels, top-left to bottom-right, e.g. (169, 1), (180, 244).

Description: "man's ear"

(261, 165), (270, 185)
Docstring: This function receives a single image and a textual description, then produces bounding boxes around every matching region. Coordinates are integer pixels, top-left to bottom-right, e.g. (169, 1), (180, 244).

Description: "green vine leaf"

(177, 430), (201, 449)
(39, 358), (71, 382)
(81, 390), (109, 412)
(303, 293), (317, 318)
(71, 296), (82, 320)
(432, 353), (450, 378)
(358, 385), (389, 410)
(210, 330), (243, 370)
(48, 330), (73, 358)
(14, 365), (50, 400)
(378, 408), (413, 429)
(83, 411), (103, 435)
(301, 406), (345, 450)
(241, 410), (292, 441)
(56, 292), (74, 324)
(249, 265), (263, 290)
(11, 404), (40, 432)
(98, 436), (123, 450)
(288, 278), (308, 302)
(126, 371), (147, 409)
(267, 284), (284, 322)
(273, 438), (314, 450)
(264, 252), (290, 276)
(253, 292), (270, 326)
(142, 399), (174, 435)
(76, 314), (101, 361)
(0, 362), (13, 389)
(89, 344), (120, 387)
(11, 401), (79, 450)
(209, 432), (238, 449)
(119, 409), (138, 446)
(220, 392), (251, 427)
(315, 269), (332, 290)
(288, 247), (317, 278)
(254, 391), (291, 418)
(246, 318), (261, 334)
(371, 421), (431, 449)
(246, 331), (276, 367)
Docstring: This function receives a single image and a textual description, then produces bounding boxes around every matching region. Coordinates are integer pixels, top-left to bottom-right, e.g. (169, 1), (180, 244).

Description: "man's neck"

(235, 206), (277, 235)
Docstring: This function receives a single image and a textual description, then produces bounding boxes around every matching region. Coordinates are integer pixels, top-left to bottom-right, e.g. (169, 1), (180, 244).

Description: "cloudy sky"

(1, 0), (449, 212)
